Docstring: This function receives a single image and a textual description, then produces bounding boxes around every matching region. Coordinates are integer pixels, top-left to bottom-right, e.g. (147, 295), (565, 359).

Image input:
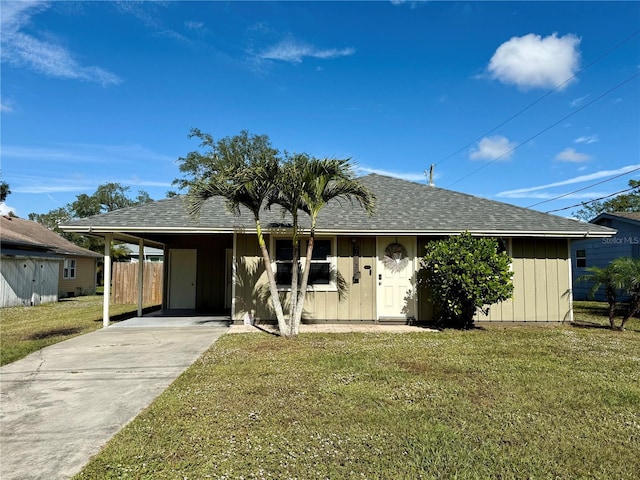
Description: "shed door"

(169, 249), (197, 310)
(376, 237), (416, 320)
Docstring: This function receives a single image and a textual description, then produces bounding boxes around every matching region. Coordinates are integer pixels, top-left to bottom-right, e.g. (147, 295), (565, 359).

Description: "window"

(307, 239), (332, 285)
(576, 249), (586, 268)
(275, 239), (297, 286)
(273, 237), (335, 289)
(63, 258), (76, 279)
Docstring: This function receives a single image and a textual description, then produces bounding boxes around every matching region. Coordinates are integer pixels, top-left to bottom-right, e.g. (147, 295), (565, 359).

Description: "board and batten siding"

(233, 234), (377, 323)
(234, 234), (571, 323)
(58, 256), (97, 297)
(1, 256), (60, 307)
(417, 237), (571, 323)
(479, 238), (571, 322)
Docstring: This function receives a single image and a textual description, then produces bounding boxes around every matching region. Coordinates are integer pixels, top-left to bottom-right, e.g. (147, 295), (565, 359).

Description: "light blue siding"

(571, 215), (640, 301)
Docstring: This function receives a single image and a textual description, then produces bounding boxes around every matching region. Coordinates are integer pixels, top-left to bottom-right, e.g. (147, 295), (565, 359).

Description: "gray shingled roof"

(62, 174), (615, 238)
(594, 211), (640, 224)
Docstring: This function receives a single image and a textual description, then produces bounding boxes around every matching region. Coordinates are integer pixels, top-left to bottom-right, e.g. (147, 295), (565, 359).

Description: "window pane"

(577, 259), (586, 268)
(576, 250), (586, 257)
(308, 263), (330, 285)
(311, 240), (331, 260)
(276, 240), (295, 261)
(277, 263), (293, 285)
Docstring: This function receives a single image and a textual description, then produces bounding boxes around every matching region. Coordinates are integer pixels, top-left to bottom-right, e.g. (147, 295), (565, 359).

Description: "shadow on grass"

(28, 327), (84, 340)
(570, 321), (613, 331)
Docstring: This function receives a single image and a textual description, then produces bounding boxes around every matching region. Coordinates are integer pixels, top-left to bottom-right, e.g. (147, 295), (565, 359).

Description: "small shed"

(0, 249), (61, 307)
(1, 216), (101, 307)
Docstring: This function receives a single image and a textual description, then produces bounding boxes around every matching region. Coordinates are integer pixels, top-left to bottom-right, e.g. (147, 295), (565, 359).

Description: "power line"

(434, 29), (639, 168)
(525, 167), (640, 208)
(445, 71), (640, 188)
(545, 185), (640, 214)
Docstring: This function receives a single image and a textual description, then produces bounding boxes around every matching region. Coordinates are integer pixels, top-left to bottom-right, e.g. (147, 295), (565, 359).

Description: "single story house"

(61, 174), (615, 325)
(1, 216), (101, 307)
(571, 212), (640, 301)
(120, 243), (164, 263)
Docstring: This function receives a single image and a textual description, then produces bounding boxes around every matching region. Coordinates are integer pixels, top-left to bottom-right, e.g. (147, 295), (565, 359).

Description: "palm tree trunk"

(289, 233), (299, 337)
(294, 224), (315, 334)
(621, 295), (640, 331)
(255, 217), (287, 336)
(608, 301), (617, 329)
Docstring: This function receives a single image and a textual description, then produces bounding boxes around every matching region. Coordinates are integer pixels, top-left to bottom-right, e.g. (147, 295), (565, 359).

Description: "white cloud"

(0, 100), (13, 113)
(8, 174), (171, 194)
(496, 164), (640, 198)
(2, 143), (175, 164)
(487, 33), (580, 90)
(574, 135), (599, 144)
(260, 39), (355, 63)
(555, 148), (591, 162)
(185, 21), (204, 31)
(570, 94), (589, 107)
(1, 1), (122, 86)
(469, 135), (516, 161)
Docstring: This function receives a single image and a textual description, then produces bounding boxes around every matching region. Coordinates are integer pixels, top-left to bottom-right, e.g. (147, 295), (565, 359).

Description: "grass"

(75, 314), (640, 478)
(0, 295), (157, 366)
(573, 300), (640, 332)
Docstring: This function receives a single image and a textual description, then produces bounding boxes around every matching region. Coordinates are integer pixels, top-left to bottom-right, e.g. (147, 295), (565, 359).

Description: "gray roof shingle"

(62, 174), (615, 238)
(2, 216), (101, 257)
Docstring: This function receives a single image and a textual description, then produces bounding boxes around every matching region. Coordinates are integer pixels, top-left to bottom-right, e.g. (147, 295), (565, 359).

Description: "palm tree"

(267, 154), (311, 336)
(292, 158), (375, 334)
(611, 257), (640, 330)
(184, 130), (287, 335)
(576, 263), (621, 329)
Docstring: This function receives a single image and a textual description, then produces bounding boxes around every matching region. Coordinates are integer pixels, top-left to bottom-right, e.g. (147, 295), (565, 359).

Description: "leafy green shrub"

(419, 232), (514, 328)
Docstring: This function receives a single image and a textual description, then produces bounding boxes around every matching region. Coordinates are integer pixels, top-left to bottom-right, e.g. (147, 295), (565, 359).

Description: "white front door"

(376, 237), (416, 320)
(169, 249), (197, 310)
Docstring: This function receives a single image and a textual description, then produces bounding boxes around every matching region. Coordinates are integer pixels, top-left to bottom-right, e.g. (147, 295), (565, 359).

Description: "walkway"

(0, 323), (228, 480)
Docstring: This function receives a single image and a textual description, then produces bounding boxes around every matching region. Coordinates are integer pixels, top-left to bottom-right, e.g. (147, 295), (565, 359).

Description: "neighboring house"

(1, 216), (101, 307)
(120, 243), (164, 263)
(61, 174), (615, 324)
(571, 212), (640, 301)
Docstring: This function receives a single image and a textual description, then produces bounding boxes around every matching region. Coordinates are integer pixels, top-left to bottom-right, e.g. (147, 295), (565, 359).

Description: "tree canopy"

(0, 181), (11, 203)
(573, 180), (640, 221)
(29, 183), (152, 254)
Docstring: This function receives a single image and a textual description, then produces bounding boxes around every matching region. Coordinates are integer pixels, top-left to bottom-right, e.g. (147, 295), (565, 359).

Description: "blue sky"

(2, 1), (639, 220)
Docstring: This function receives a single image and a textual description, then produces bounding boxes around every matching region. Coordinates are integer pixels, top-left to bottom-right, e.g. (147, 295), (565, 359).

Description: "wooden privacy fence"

(111, 262), (163, 305)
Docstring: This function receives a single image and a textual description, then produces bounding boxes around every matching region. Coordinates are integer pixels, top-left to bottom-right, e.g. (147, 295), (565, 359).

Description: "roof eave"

(61, 225), (616, 239)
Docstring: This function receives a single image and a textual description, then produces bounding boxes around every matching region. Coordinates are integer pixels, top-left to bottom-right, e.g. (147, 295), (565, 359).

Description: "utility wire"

(434, 29), (639, 168)
(545, 185), (640, 214)
(526, 166), (640, 208)
(445, 71), (640, 188)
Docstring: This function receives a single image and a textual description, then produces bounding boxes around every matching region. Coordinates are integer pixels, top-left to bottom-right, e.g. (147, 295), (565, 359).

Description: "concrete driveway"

(0, 322), (228, 480)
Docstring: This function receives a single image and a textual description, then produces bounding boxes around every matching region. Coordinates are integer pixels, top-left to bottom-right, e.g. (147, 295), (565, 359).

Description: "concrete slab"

(0, 325), (228, 480)
(228, 324), (439, 334)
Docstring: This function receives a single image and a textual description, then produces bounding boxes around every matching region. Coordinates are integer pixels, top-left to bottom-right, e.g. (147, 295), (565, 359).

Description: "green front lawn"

(0, 295), (157, 366)
(76, 323), (640, 479)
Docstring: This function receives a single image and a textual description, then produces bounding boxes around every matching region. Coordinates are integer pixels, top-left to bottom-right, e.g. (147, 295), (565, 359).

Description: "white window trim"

(271, 235), (337, 292)
(63, 258), (76, 280)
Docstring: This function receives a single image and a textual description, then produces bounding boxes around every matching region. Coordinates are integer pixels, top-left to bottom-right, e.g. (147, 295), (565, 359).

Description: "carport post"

(103, 233), (113, 328)
(137, 239), (144, 317)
